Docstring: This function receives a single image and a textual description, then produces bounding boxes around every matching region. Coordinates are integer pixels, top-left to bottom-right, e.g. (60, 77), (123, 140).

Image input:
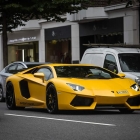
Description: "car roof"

(85, 47), (140, 54)
(12, 61), (50, 65)
(40, 63), (94, 67)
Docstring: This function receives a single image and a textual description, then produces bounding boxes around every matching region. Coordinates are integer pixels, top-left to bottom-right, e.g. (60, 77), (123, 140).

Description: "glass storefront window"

(45, 39), (71, 63)
(8, 41), (39, 63)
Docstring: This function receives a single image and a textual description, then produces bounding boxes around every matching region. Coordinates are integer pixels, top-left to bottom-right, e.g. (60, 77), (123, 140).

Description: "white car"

(81, 44), (140, 86)
(0, 61), (47, 102)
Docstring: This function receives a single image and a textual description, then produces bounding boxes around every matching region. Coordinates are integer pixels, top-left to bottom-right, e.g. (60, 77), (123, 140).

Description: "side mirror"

(117, 73), (125, 78)
(34, 73), (45, 82)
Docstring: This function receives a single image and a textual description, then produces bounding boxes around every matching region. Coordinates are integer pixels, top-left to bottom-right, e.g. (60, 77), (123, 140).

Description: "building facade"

(0, 1), (139, 70)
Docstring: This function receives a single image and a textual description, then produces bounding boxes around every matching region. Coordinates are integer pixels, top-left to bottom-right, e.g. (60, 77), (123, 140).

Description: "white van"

(80, 44), (140, 86)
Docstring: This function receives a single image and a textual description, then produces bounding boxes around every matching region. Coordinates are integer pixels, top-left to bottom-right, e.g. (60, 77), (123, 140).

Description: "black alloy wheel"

(6, 82), (16, 110)
(0, 86), (5, 102)
(119, 108), (134, 114)
(46, 84), (58, 114)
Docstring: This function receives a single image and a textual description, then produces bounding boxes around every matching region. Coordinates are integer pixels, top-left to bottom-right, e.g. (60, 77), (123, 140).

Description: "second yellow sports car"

(6, 63), (140, 113)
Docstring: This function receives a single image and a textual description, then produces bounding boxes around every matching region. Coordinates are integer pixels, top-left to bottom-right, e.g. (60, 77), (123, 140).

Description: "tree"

(108, 0), (140, 7)
(0, 0), (88, 67)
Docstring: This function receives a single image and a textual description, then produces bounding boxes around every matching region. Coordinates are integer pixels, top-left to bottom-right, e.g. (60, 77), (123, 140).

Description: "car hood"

(59, 78), (133, 90)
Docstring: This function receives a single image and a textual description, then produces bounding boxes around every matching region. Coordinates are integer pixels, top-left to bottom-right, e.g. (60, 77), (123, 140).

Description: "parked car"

(81, 44), (140, 86)
(5, 63), (140, 114)
(0, 61), (48, 102)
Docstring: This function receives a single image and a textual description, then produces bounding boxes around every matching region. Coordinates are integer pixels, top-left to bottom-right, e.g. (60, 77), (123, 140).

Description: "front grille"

(127, 96), (140, 106)
(70, 96), (93, 106)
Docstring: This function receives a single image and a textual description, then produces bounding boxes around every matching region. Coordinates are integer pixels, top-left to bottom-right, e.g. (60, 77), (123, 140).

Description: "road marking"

(5, 113), (116, 126)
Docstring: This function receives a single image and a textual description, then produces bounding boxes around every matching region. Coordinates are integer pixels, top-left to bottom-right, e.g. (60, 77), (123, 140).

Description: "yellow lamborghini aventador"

(6, 64), (140, 114)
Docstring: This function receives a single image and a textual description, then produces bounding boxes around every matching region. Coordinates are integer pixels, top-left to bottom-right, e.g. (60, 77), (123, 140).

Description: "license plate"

(117, 90), (128, 94)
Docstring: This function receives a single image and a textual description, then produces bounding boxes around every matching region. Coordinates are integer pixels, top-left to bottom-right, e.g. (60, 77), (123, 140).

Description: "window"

(119, 53), (140, 72)
(16, 64), (26, 72)
(54, 66), (119, 79)
(6, 64), (17, 74)
(103, 54), (118, 73)
(17, 64), (24, 70)
(36, 68), (53, 80)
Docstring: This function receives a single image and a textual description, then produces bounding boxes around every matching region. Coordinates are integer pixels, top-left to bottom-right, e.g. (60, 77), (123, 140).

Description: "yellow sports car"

(6, 64), (140, 114)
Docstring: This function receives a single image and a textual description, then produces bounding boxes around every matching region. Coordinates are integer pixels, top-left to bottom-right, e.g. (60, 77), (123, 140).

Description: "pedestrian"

(26, 55), (31, 62)
(61, 52), (71, 63)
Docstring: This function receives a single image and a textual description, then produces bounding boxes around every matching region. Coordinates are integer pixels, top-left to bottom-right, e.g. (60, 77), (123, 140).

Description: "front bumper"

(57, 90), (140, 110)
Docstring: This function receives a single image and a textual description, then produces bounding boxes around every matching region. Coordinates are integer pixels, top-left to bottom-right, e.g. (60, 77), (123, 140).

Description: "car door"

(19, 67), (53, 105)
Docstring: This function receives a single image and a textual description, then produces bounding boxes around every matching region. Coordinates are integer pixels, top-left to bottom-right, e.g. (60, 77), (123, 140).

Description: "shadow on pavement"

(19, 107), (140, 115)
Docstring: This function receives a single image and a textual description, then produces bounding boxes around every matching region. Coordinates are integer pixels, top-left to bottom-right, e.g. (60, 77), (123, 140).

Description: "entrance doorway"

(8, 41), (39, 63)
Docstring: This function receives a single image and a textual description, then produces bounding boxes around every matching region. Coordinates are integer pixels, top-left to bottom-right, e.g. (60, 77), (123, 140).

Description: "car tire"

(0, 86), (5, 102)
(6, 82), (25, 110)
(119, 108), (134, 114)
(6, 82), (17, 110)
(46, 84), (58, 114)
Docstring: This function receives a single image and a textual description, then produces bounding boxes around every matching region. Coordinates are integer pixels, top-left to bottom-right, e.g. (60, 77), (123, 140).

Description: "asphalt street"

(0, 102), (140, 140)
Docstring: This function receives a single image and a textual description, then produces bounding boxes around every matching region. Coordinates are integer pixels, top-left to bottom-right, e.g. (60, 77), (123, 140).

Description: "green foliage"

(0, 0), (88, 32)
(0, 0), (89, 67)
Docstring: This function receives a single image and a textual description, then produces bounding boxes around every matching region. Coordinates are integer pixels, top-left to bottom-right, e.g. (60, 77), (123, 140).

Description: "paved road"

(0, 102), (140, 140)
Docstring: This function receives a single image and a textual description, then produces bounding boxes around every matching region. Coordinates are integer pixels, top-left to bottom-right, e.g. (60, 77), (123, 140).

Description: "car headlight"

(131, 84), (139, 91)
(66, 83), (85, 91)
(135, 77), (140, 86)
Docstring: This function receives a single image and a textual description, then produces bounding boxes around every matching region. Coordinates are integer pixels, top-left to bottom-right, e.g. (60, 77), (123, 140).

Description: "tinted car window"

(6, 64), (17, 74)
(16, 64), (26, 72)
(17, 64), (24, 70)
(103, 54), (118, 73)
(54, 66), (120, 79)
(119, 53), (140, 72)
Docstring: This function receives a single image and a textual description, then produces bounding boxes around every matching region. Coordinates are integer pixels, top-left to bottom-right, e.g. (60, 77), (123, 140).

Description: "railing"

(83, 43), (140, 48)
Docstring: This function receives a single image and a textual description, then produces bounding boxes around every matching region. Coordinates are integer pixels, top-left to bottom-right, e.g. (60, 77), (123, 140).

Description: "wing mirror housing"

(34, 73), (45, 82)
(117, 73), (125, 78)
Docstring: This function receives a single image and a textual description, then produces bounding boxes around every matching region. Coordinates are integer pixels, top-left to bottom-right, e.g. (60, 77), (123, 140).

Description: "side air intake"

(127, 96), (140, 106)
(19, 80), (30, 99)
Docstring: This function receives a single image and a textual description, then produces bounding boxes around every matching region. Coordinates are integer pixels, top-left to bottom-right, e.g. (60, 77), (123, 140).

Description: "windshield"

(119, 53), (140, 72)
(54, 66), (120, 79)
